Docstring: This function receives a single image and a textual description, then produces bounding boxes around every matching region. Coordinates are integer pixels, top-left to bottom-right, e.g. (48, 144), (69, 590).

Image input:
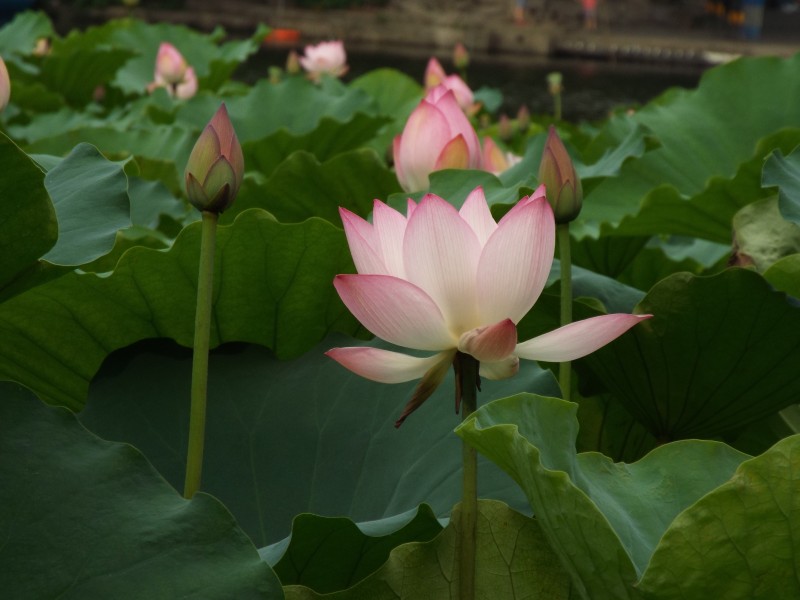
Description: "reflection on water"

(243, 49), (704, 122)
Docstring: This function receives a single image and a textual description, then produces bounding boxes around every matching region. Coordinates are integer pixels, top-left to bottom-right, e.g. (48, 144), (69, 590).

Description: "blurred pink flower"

(299, 40), (348, 81)
(155, 42), (188, 85)
(424, 57), (474, 112)
(175, 66), (198, 100)
(0, 57), (9, 112)
(481, 137), (521, 175)
(326, 187), (650, 425)
(393, 85), (482, 192)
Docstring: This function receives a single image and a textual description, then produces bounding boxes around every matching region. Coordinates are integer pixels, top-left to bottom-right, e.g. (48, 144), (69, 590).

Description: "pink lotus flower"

(175, 66), (198, 100)
(424, 57), (474, 112)
(0, 57), (9, 112)
(155, 42), (188, 85)
(299, 40), (348, 81)
(326, 187), (651, 426)
(482, 137), (521, 175)
(393, 85), (482, 192)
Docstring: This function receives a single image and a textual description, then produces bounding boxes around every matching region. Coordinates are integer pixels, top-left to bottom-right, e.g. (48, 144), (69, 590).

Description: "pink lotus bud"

(424, 57), (474, 112)
(175, 66), (198, 99)
(538, 126), (583, 223)
(155, 42), (188, 85)
(285, 50), (301, 75)
(393, 85), (482, 192)
(453, 42), (469, 70)
(185, 104), (244, 214)
(516, 105), (530, 132)
(424, 57), (447, 89)
(299, 40), (348, 81)
(498, 114), (513, 141)
(0, 57), (9, 112)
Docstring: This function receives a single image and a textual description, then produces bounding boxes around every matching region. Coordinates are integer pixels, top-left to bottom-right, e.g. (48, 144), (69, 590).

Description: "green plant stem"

(458, 352), (479, 600)
(558, 222), (572, 403)
(183, 210), (218, 499)
(554, 93), (562, 121)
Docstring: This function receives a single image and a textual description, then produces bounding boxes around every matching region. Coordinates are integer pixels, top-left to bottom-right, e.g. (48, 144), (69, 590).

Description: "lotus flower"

(482, 137), (521, 175)
(326, 187), (650, 426)
(184, 103), (244, 214)
(299, 41), (348, 81)
(393, 85), (482, 192)
(538, 126), (583, 223)
(424, 57), (474, 112)
(0, 57), (9, 112)
(155, 42), (188, 85)
(175, 66), (198, 100)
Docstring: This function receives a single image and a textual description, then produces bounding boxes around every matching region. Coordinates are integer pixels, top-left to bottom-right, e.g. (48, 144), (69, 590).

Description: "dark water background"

(247, 48), (704, 121)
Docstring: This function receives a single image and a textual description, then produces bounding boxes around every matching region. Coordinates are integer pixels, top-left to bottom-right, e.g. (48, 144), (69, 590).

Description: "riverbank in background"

(49, 0), (800, 67)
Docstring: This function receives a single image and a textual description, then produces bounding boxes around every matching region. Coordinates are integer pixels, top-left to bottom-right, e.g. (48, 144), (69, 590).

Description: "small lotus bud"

(498, 114), (513, 141)
(516, 104), (530, 132)
(285, 50), (301, 75)
(547, 71), (563, 96)
(155, 42), (188, 85)
(538, 126), (583, 224)
(0, 57), (9, 112)
(185, 103), (244, 214)
(175, 67), (197, 99)
(453, 42), (469, 70)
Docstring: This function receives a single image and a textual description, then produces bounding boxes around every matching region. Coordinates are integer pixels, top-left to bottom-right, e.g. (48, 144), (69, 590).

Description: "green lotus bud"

(185, 103), (244, 214)
(538, 125), (583, 224)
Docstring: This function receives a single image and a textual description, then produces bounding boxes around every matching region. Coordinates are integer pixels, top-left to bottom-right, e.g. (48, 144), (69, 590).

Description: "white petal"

(339, 207), (386, 275)
(477, 195), (555, 324)
(515, 314), (652, 362)
(459, 186), (497, 247)
(334, 274), (456, 350)
(403, 194), (482, 334)
(372, 200), (408, 278)
(325, 347), (448, 383)
(479, 356), (520, 380)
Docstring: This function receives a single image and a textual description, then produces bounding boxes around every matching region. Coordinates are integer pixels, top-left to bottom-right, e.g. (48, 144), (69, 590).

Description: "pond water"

(248, 48), (705, 122)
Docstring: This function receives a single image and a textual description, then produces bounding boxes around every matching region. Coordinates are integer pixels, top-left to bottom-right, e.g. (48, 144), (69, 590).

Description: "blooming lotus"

(393, 85), (482, 192)
(155, 42), (188, 85)
(326, 187), (650, 426)
(185, 103), (244, 213)
(424, 57), (474, 112)
(299, 40), (348, 81)
(0, 57), (9, 112)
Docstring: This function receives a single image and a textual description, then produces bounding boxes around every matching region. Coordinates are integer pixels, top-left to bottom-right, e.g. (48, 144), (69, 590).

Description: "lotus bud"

(0, 57), (9, 112)
(516, 104), (530, 132)
(538, 126), (583, 224)
(453, 42), (469, 70)
(299, 40), (348, 82)
(424, 57), (447, 89)
(498, 114), (513, 141)
(175, 66), (197, 100)
(155, 42), (188, 85)
(185, 103), (244, 214)
(268, 66), (282, 84)
(285, 50), (301, 75)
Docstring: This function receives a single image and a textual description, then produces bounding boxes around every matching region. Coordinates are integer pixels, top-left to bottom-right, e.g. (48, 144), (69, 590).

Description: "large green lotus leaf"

(266, 505), (443, 593)
(763, 146), (800, 225)
(731, 197), (800, 271)
(176, 77), (375, 142)
(282, 500), (571, 599)
(0, 133), (57, 290)
(41, 143), (132, 266)
(579, 268), (800, 440)
(241, 113), (391, 180)
(0, 209), (360, 410)
(579, 54), (800, 238)
(638, 434), (800, 600)
(763, 253), (800, 298)
(575, 394), (656, 463)
(227, 149), (401, 225)
(0, 381), (282, 599)
(456, 394), (749, 599)
(0, 9), (54, 60)
(80, 336), (558, 546)
(39, 36), (135, 106)
(607, 129), (800, 243)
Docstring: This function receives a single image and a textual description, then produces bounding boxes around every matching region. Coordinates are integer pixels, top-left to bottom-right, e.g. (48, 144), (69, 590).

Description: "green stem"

(183, 210), (218, 499)
(558, 222), (572, 403)
(458, 352), (479, 600)
(554, 92), (562, 121)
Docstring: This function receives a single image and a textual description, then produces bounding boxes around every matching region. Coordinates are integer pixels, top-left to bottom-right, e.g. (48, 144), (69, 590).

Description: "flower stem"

(458, 352), (479, 600)
(558, 222), (572, 403)
(183, 210), (218, 499)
